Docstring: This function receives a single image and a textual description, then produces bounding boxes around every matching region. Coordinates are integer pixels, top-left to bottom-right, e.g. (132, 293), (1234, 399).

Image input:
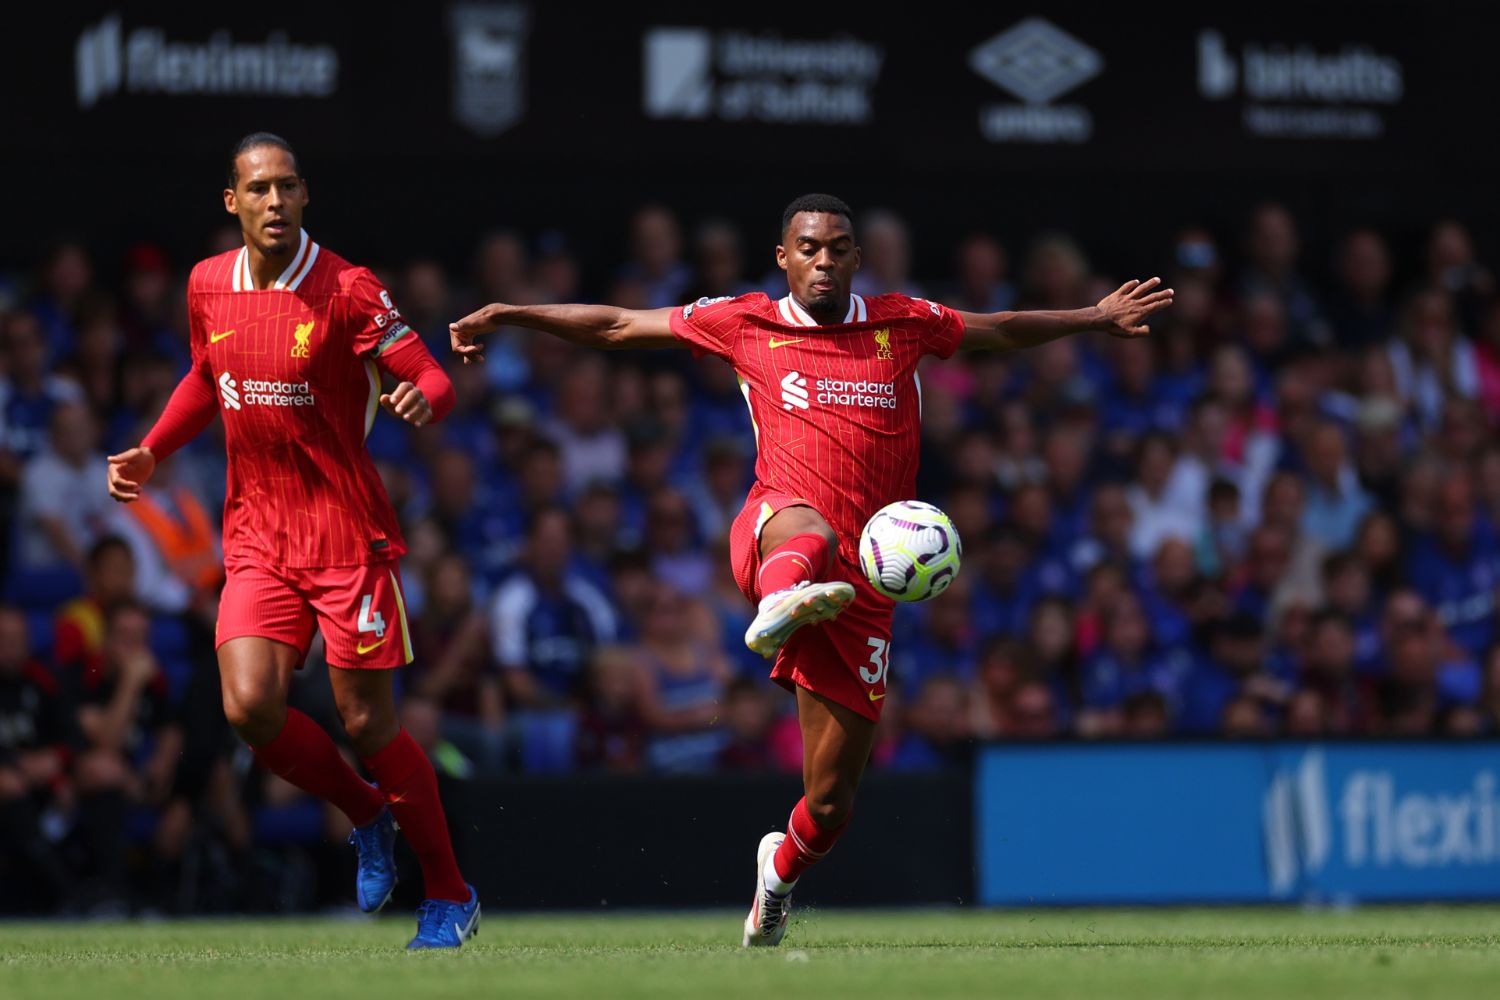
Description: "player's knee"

(765, 506), (838, 554)
(338, 700), (397, 755)
(221, 684), (285, 745)
(804, 786), (856, 829)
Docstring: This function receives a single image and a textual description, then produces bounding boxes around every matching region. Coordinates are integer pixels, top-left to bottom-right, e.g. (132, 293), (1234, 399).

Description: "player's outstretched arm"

(108, 368), (218, 502)
(957, 277), (1174, 353)
(449, 303), (679, 363)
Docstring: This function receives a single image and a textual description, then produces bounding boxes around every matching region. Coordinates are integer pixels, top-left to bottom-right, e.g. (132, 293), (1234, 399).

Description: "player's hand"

(106, 446), (156, 503)
(449, 303), (506, 365)
(1094, 277), (1174, 339)
(380, 382), (434, 427)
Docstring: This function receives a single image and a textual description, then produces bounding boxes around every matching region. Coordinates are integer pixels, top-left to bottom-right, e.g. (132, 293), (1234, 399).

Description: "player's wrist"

(1085, 305), (1110, 332)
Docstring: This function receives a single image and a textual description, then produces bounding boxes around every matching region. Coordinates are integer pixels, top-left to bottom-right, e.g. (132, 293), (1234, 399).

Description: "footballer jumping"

(107, 133), (479, 948)
(450, 194), (1171, 946)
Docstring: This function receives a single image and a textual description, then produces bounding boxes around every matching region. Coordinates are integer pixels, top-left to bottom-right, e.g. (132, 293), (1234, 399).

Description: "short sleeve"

(909, 297), (966, 360)
(345, 267), (417, 357)
(668, 295), (745, 360)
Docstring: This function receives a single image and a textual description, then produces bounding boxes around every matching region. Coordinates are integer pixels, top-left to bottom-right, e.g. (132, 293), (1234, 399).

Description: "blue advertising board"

(976, 743), (1500, 904)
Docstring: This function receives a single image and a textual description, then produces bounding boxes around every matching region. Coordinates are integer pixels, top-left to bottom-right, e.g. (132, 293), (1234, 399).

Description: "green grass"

(4, 907), (1500, 999)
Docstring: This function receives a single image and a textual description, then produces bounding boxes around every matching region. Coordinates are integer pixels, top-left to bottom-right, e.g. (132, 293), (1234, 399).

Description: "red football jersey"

(671, 292), (965, 562)
(186, 230), (415, 567)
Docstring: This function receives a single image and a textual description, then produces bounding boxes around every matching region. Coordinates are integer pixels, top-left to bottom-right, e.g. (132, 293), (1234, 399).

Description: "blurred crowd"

(3, 200), (1500, 912)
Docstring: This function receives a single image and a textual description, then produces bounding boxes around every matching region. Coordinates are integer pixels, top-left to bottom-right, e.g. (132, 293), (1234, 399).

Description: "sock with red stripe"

(765, 796), (850, 895)
(250, 708), (385, 827)
(757, 532), (833, 598)
(362, 728), (469, 903)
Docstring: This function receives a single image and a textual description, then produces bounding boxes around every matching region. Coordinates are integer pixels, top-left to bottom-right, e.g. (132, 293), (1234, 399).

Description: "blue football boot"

(407, 884), (481, 950)
(348, 808), (398, 913)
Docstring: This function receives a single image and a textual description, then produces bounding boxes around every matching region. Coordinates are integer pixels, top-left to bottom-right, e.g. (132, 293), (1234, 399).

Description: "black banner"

(3, 3), (1494, 271)
(444, 772), (974, 908)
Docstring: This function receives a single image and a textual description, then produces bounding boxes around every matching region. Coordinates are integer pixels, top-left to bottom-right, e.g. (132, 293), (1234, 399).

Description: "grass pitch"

(4, 906), (1500, 999)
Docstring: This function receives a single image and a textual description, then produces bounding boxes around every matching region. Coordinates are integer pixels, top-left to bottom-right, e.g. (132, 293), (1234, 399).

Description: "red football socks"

(362, 729), (470, 903)
(757, 532), (833, 597)
(771, 796), (850, 886)
(250, 708), (385, 828)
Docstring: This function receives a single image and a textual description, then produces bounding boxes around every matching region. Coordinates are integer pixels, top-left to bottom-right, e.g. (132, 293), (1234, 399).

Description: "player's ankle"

(762, 854), (797, 897)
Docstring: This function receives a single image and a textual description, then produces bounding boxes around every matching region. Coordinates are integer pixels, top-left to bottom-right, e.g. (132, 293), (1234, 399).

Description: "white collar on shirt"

(231, 229), (320, 292)
(776, 293), (867, 327)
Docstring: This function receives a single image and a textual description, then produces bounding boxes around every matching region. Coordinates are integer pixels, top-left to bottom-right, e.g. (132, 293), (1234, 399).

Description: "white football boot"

(744, 581), (855, 659)
(742, 832), (793, 948)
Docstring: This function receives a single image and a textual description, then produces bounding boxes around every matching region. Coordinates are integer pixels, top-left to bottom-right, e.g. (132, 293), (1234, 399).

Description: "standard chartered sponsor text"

(815, 378), (897, 409)
(242, 379), (315, 407)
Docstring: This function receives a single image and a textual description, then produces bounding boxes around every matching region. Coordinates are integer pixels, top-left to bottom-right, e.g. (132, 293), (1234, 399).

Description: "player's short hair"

(227, 132), (300, 188)
(780, 194), (854, 242)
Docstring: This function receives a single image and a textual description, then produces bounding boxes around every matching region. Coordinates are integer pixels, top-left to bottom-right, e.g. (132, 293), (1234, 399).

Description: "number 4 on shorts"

(358, 594), (387, 638)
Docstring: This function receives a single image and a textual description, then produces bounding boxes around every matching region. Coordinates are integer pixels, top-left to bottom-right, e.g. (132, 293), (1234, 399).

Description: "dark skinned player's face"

(223, 146), (308, 258)
(776, 211), (861, 319)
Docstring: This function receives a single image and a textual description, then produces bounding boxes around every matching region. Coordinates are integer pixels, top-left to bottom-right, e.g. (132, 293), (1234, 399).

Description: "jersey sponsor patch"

(374, 321), (413, 355)
(683, 295), (733, 319)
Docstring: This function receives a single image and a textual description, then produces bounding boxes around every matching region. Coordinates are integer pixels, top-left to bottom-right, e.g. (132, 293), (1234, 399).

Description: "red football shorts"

(217, 558), (414, 670)
(729, 488), (894, 722)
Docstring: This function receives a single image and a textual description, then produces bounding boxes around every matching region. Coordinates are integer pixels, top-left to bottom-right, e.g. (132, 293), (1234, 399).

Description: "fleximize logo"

(75, 13), (339, 110)
(1264, 749), (1500, 897)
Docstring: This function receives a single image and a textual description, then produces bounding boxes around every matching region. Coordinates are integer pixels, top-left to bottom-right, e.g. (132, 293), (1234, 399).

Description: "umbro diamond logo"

(969, 18), (1102, 104)
(781, 371), (809, 411)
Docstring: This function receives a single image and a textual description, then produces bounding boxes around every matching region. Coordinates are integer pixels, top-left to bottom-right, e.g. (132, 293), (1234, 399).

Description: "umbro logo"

(969, 18), (1102, 104)
(781, 371), (809, 411)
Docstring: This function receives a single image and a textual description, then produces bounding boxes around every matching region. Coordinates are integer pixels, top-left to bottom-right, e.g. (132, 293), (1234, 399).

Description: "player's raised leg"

(329, 667), (477, 948)
(744, 506), (855, 658)
(744, 684), (876, 947)
(218, 636), (398, 911)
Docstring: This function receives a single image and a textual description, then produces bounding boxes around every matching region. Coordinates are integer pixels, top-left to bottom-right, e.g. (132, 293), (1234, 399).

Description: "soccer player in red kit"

(106, 133), (479, 948)
(449, 194), (1172, 946)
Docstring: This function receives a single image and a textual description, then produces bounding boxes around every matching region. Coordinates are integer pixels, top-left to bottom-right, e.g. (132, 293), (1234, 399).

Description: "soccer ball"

(858, 500), (963, 602)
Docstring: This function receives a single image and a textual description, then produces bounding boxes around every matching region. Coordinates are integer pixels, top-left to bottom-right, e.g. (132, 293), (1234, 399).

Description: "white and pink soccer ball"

(858, 500), (963, 602)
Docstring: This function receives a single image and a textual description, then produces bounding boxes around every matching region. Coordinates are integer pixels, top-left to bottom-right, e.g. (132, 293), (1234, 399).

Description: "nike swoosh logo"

(356, 638), (387, 655)
(868, 691), (886, 702)
(209, 330), (235, 343)
(768, 338), (804, 349)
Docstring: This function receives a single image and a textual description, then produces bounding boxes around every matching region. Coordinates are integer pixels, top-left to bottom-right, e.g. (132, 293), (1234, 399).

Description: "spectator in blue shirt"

(1300, 420), (1373, 550)
(1321, 551), (1383, 673)
(1405, 471), (1500, 658)
(890, 675), (971, 771)
(490, 507), (617, 709)
(1078, 591), (1193, 737)
(1179, 614), (1289, 735)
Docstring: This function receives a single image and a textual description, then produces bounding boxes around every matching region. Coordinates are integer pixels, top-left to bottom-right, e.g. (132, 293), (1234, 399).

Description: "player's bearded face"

(226, 146), (309, 257)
